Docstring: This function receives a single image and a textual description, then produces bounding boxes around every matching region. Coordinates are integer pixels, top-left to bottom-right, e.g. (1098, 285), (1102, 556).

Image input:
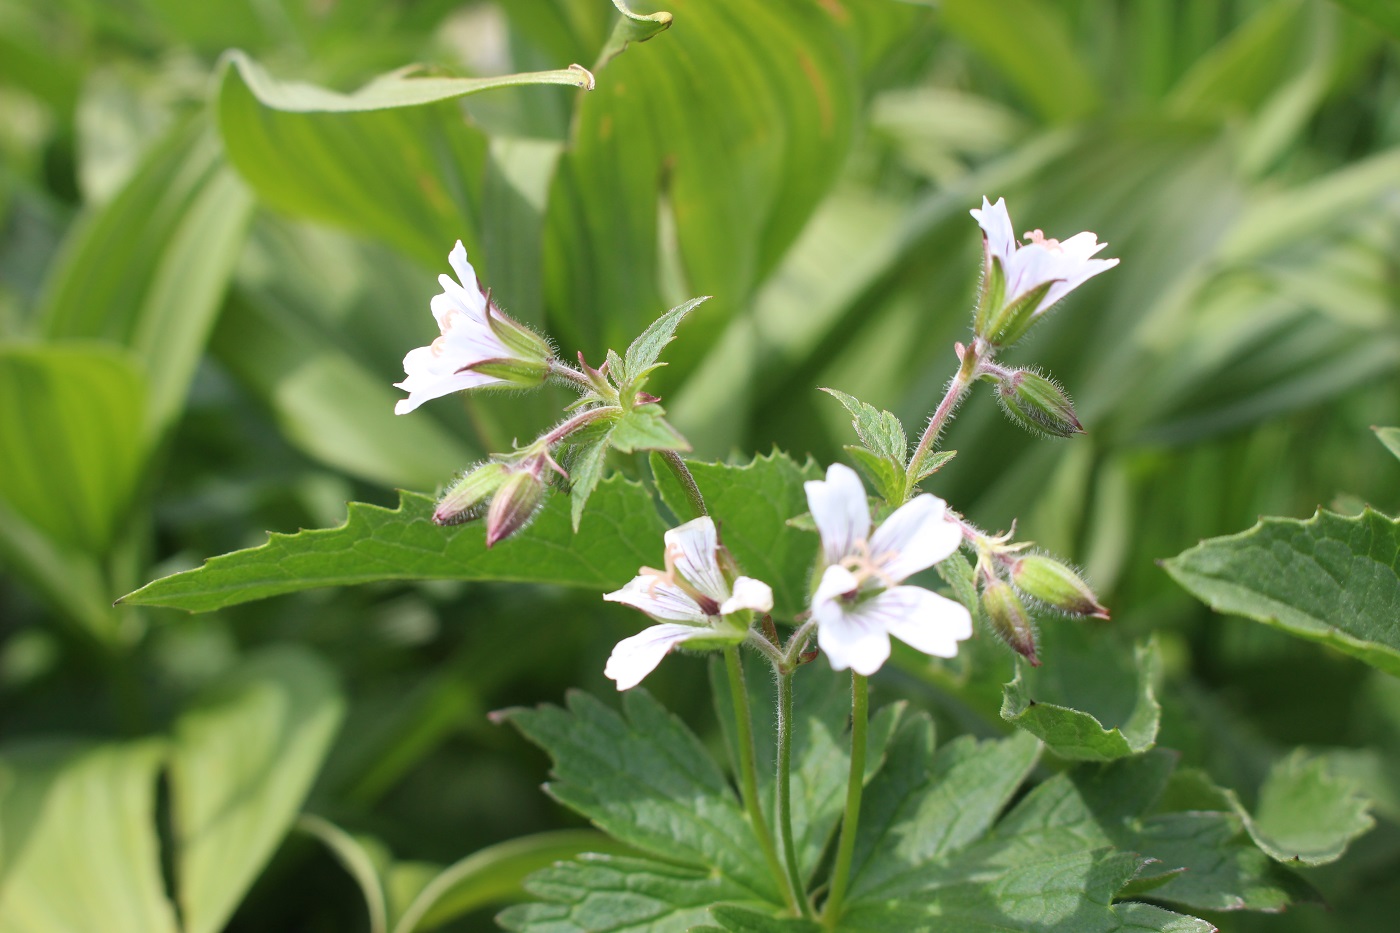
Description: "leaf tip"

(569, 63), (597, 90)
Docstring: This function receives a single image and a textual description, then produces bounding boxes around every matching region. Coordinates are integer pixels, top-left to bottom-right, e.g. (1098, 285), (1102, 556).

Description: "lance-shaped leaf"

(121, 475), (666, 612)
(620, 296), (709, 388)
(1163, 508), (1400, 677)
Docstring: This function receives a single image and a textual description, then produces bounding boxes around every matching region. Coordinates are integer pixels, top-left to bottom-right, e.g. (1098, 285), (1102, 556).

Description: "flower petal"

(436, 241), (487, 320)
(393, 368), (500, 415)
(665, 516), (729, 603)
(971, 196), (1016, 266)
(869, 494), (963, 582)
(604, 622), (706, 690)
(804, 463), (871, 565)
(720, 575), (773, 616)
(877, 586), (973, 659)
(815, 600), (892, 676)
(604, 575), (707, 623)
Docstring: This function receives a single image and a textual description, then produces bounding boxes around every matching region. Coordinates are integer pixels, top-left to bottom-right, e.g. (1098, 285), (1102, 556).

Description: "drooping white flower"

(394, 241), (549, 415)
(970, 197), (1118, 346)
(805, 463), (971, 675)
(603, 516), (772, 690)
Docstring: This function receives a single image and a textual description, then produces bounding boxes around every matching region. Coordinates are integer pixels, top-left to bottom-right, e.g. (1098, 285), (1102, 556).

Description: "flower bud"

(434, 462), (509, 525)
(981, 577), (1039, 666)
(485, 470), (547, 548)
(994, 369), (1083, 438)
(1012, 555), (1109, 619)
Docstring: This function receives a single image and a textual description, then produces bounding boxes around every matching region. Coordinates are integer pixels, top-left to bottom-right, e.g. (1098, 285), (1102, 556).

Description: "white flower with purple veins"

(394, 241), (549, 415)
(970, 196), (1119, 345)
(603, 516), (773, 690)
(806, 464), (972, 676)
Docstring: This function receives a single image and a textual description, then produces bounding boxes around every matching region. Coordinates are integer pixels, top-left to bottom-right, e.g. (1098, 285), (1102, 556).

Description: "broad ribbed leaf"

(1163, 508), (1400, 677)
(0, 741), (178, 933)
(121, 475), (666, 612)
(171, 647), (345, 933)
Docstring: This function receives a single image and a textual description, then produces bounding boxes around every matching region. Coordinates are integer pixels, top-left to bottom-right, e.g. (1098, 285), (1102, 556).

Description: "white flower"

(394, 241), (548, 415)
(805, 463), (971, 675)
(970, 197), (1118, 341)
(603, 516), (773, 690)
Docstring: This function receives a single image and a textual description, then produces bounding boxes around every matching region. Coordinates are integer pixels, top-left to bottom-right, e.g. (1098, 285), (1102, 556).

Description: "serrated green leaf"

(1119, 811), (1320, 912)
(842, 446), (905, 507)
(171, 646), (344, 933)
(498, 690), (779, 902)
(910, 448), (957, 484)
(1236, 749), (1374, 866)
(565, 435), (613, 532)
(652, 452), (821, 619)
(846, 724), (1041, 901)
(1163, 508), (1400, 677)
(622, 296), (708, 387)
(1000, 636), (1162, 762)
(121, 475), (666, 612)
(608, 405), (690, 454)
(820, 388), (907, 464)
(0, 741), (179, 933)
(934, 550), (984, 628)
(707, 905), (821, 932)
(497, 855), (753, 933)
(1376, 425), (1400, 461)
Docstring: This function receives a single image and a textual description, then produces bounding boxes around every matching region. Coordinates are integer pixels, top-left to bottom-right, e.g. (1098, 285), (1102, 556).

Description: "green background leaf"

(1164, 508), (1400, 677)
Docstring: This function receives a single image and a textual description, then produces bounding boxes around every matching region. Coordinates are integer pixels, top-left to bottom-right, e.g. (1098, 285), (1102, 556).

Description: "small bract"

(603, 516), (772, 690)
(806, 463), (971, 675)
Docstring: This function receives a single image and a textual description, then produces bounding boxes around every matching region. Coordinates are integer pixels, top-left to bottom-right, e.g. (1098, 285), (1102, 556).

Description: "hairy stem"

(906, 339), (987, 492)
(724, 648), (796, 913)
(776, 670), (814, 918)
(822, 672), (868, 926)
(546, 358), (596, 394)
(657, 449), (708, 518)
(539, 405), (620, 446)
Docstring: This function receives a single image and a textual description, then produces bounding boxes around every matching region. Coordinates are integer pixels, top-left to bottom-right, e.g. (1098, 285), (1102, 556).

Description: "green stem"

(906, 339), (985, 494)
(724, 648), (796, 913)
(657, 449), (708, 518)
(822, 673), (868, 926)
(776, 669), (814, 918)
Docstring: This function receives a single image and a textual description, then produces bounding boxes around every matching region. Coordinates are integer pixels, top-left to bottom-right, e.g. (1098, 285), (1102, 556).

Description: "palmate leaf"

(1163, 507), (1400, 677)
(121, 475), (666, 612)
(502, 678), (1311, 932)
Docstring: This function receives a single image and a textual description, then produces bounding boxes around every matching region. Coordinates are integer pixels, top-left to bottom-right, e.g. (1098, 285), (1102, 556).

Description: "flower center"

(1023, 229), (1063, 253)
(639, 543), (722, 616)
(838, 539), (900, 595)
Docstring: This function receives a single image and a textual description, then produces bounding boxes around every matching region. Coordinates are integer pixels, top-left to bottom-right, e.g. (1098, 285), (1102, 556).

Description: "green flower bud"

(1012, 555), (1109, 619)
(433, 462), (508, 526)
(981, 577), (1039, 666)
(485, 470), (547, 548)
(994, 369), (1083, 438)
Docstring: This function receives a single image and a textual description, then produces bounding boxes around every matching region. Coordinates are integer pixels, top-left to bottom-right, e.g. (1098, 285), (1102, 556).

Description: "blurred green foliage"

(2, 0), (1399, 929)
